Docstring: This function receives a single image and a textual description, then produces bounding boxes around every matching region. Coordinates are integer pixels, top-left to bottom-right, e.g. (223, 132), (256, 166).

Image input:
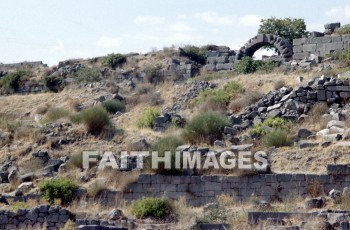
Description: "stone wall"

(123, 165), (350, 206)
(0, 205), (74, 230)
(293, 34), (350, 60)
(0, 61), (45, 71)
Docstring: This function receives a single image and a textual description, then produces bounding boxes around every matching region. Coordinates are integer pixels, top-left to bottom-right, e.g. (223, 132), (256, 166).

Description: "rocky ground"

(0, 48), (350, 229)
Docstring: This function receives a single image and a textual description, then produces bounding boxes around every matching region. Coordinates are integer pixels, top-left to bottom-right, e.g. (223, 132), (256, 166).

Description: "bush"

(0, 71), (25, 93)
(234, 57), (258, 74)
(144, 64), (163, 84)
(335, 24), (350, 35)
(136, 107), (161, 129)
(197, 81), (242, 106)
(102, 53), (126, 68)
(147, 136), (184, 175)
(102, 100), (126, 114)
(182, 111), (230, 144)
(182, 45), (207, 64)
(11, 201), (30, 212)
(79, 106), (111, 134)
(44, 75), (65, 92)
(263, 128), (291, 147)
(131, 197), (172, 219)
(73, 67), (101, 83)
(39, 177), (78, 205)
(250, 117), (290, 136)
(42, 108), (70, 123)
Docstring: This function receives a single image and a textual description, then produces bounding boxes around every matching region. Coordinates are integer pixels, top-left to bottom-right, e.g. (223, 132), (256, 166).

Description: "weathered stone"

(305, 197), (326, 209)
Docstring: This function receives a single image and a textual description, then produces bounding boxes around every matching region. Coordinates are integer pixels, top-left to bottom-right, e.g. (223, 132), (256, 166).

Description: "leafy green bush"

(131, 197), (172, 219)
(44, 75), (65, 92)
(182, 111), (230, 144)
(234, 57), (260, 74)
(0, 71), (25, 93)
(39, 177), (78, 205)
(250, 117), (291, 136)
(102, 100), (126, 114)
(197, 81), (242, 105)
(263, 128), (291, 147)
(42, 107), (70, 123)
(182, 45), (207, 64)
(73, 67), (101, 83)
(136, 107), (161, 128)
(79, 106), (111, 134)
(147, 136), (184, 175)
(335, 24), (350, 35)
(102, 53), (126, 68)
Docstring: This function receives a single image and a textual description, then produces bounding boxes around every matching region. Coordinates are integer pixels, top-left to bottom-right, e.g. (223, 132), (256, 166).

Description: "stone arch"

(236, 34), (293, 62)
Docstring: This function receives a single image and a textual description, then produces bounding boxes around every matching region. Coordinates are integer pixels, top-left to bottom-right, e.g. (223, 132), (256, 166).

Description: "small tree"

(258, 17), (308, 47)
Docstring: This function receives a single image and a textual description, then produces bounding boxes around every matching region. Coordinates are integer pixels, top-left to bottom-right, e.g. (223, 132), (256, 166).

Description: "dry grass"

(303, 102), (329, 131)
(229, 90), (263, 113)
(97, 169), (140, 192)
(273, 79), (286, 90)
(173, 196), (202, 229)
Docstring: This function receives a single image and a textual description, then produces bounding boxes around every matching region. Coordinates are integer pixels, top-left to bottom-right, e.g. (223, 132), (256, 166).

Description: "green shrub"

(73, 67), (101, 83)
(42, 108), (70, 123)
(136, 107), (161, 128)
(250, 117), (291, 136)
(147, 136), (184, 175)
(102, 100), (126, 114)
(234, 57), (258, 74)
(182, 45), (207, 64)
(0, 71), (25, 93)
(80, 106), (111, 134)
(335, 24), (350, 35)
(197, 81), (242, 106)
(182, 111), (230, 144)
(70, 113), (83, 124)
(44, 75), (65, 92)
(39, 177), (78, 205)
(263, 128), (291, 147)
(131, 197), (172, 219)
(102, 53), (126, 68)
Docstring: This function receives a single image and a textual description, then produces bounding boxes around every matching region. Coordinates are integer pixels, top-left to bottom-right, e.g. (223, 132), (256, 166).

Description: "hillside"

(0, 45), (350, 229)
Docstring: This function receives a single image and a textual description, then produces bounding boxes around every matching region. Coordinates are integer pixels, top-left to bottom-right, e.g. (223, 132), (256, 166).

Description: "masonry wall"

(123, 165), (350, 206)
(0, 61), (44, 71)
(293, 34), (350, 60)
(0, 205), (73, 230)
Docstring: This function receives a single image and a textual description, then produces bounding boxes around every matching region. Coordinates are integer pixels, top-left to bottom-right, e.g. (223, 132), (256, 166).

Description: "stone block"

(293, 38), (305, 46)
(331, 35), (342, 42)
(293, 52), (309, 60)
(293, 45), (303, 53)
(317, 90), (326, 101)
(303, 44), (317, 52)
(216, 63), (233, 71)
